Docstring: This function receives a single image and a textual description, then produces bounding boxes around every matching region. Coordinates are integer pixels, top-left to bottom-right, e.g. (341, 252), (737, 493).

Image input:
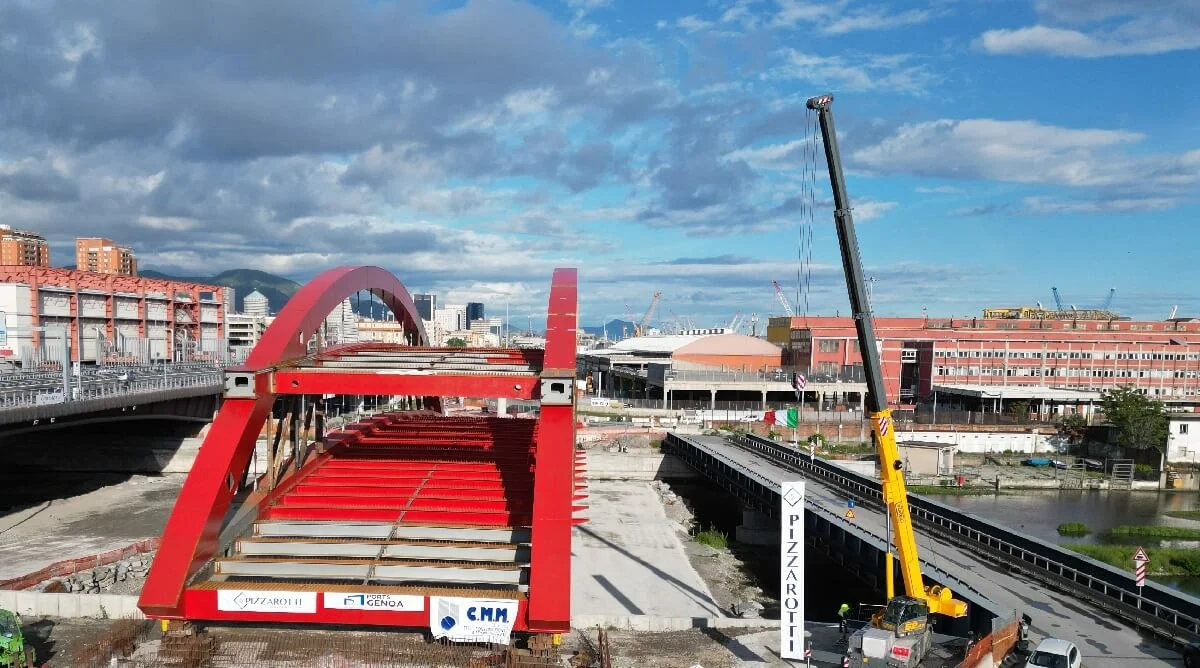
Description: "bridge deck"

(678, 434), (1183, 668)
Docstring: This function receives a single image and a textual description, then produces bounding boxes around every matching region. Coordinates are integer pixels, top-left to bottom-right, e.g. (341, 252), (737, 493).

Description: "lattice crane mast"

(807, 93), (967, 667)
(635, 291), (662, 336)
(772, 280), (795, 317)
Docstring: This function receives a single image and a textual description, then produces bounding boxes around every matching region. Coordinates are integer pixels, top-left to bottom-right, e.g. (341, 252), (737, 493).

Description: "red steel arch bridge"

(138, 266), (583, 636)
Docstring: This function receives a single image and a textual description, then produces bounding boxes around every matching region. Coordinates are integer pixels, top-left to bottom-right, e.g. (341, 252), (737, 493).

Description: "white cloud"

(769, 49), (938, 95)
(853, 200), (898, 221)
(915, 186), (960, 194)
(768, 0), (935, 34)
(853, 119), (1158, 187)
(136, 215), (198, 231)
(676, 15), (715, 33)
(978, 2), (1200, 57)
(823, 8), (931, 34)
(1022, 196), (1178, 214)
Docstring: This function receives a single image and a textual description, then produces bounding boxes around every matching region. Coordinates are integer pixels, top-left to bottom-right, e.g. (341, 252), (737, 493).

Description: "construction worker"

(838, 602), (851, 632)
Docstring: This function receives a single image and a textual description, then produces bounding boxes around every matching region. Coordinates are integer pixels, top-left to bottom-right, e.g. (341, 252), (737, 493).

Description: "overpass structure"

(665, 432), (1197, 667)
(139, 265), (582, 637)
(0, 364), (223, 429)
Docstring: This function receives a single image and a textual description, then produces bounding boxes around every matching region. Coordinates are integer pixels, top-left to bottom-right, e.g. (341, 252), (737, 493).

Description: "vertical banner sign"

(780, 480), (806, 660)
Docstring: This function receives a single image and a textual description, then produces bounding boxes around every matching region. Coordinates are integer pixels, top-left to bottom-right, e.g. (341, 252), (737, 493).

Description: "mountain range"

(140, 269), (302, 314)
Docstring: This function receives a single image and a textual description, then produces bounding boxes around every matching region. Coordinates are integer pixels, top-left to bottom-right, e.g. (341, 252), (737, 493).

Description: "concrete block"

(77, 596), (103, 618)
(98, 594), (129, 619)
(0, 591), (15, 612)
(57, 594), (80, 618)
(15, 591), (39, 616)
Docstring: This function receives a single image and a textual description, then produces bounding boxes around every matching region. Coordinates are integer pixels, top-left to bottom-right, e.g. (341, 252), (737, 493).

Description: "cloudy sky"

(1, 0), (1198, 327)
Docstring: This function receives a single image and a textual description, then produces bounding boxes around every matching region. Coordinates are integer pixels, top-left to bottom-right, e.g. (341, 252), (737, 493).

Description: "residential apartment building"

(436, 304), (467, 333)
(76, 237), (137, 276)
(0, 226), (50, 267)
(227, 313), (266, 361)
(0, 266), (227, 364)
(768, 315), (1200, 410)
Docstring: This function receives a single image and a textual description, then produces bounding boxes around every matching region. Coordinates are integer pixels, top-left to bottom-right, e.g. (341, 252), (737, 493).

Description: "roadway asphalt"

(691, 435), (1186, 668)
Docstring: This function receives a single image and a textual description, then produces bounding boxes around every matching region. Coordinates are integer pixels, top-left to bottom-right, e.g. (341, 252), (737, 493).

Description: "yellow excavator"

(806, 93), (968, 667)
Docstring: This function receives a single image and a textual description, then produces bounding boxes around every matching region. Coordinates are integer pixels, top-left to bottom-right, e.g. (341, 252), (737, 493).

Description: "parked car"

(1025, 638), (1082, 668)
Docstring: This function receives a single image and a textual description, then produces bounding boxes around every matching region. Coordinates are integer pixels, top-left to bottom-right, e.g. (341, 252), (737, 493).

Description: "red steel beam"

(526, 267), (577, 632)
(270, 370), (539, 399)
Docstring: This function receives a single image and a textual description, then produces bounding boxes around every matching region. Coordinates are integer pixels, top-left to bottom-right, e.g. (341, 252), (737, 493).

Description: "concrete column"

(710, 389), (717, 411)
(735, 509), (779, 545)
(761, 389), (768, 410)
(497, 397), (508, 416)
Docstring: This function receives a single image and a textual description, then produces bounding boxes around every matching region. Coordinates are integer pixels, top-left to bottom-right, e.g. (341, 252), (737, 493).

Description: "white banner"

(324, 593), (425, 611)
(430, 597), (519, 645)
(780, 481), (806, 659)
(217, 590), (317, 614)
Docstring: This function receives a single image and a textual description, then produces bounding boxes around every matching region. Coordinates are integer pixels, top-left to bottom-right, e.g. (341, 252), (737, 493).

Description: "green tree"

(1101, 386), (1168, 453)
(1058, 413), (1089, 446)
(1007, 399), (1031, 419)
(446, 337), (467, 347)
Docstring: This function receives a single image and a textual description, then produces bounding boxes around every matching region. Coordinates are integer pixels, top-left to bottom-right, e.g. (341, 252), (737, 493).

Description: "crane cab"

(876, 596), (930, 637)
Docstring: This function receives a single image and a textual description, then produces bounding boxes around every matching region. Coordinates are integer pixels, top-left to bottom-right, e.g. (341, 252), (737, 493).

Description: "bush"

(1057, 522), (1092, 536)
(694, 526), (729, 550)
(1134, 464), (1154, 479)
(808, 433), (828, 448)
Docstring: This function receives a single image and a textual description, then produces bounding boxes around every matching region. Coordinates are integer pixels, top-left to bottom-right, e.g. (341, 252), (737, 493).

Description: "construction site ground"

(18, 615), (856, 667)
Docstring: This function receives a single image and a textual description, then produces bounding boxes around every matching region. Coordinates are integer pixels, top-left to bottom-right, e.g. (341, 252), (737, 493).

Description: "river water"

(936, 490), (1200, 595)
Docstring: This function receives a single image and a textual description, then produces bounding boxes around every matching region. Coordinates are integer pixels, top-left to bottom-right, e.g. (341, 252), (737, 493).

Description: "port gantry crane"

(806, 93), (967, 665)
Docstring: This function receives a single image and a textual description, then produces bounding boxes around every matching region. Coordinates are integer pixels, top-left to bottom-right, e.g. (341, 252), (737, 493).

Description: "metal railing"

(727, 432), (1200, 644)
(0, 366), (223, 410)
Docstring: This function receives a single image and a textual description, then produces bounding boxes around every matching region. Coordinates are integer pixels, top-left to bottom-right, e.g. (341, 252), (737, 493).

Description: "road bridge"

(0, 364), (223, 430)
(666, 432), (1193, 667)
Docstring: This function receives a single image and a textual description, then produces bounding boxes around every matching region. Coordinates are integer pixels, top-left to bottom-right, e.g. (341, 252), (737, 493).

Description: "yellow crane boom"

(807, 93), (967, 622)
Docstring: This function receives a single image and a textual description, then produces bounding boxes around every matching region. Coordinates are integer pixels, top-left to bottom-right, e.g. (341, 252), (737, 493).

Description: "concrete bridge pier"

(735, 508), (779, 545)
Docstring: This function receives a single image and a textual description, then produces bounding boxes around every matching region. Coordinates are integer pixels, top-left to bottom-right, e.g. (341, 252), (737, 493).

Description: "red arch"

(140, 266), (435, 617)
(247, 265), (429, 366)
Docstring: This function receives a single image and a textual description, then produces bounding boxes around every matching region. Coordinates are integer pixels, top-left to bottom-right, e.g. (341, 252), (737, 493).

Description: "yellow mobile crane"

(806, 94), (967, 666)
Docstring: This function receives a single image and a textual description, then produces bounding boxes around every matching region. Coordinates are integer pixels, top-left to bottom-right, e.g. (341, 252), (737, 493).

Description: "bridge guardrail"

(731, 432), (1200, 643)
(0, 371), (223, 410)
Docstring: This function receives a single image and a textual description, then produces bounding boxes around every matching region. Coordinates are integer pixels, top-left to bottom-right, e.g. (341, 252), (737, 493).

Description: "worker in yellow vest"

(838, 602), (851, 632)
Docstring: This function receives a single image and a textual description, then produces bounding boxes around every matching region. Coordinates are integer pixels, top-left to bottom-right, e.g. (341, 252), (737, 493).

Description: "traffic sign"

(845, 508), (856, 520)
(1133, 546), (1149, 564)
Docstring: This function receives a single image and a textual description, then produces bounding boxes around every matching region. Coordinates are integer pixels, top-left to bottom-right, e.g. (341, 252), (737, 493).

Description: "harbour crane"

(727, 311), (743, 332)
(771, 280), (795, 317)
(808, 93), (967, 667)
(635, 291), (662, 336)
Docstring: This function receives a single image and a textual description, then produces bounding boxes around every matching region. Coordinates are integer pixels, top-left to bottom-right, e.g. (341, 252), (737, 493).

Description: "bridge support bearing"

(735, 509), (779, 545)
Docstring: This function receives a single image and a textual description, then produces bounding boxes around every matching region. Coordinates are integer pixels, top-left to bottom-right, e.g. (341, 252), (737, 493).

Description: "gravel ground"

(650, 479), (775, 619)
(19, 617), (764, 667)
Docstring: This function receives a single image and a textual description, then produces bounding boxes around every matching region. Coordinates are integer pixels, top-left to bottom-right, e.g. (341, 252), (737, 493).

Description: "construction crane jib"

(636, 291), (662, 336)
(806, 93), (967, 622)
(772, 280), (795, 318)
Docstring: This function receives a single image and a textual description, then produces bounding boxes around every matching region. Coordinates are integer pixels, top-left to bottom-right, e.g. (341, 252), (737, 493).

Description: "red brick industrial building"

(768, 315), (1200, 411)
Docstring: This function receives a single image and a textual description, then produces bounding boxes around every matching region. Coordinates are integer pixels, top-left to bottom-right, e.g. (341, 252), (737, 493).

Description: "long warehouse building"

(0, 266), (229, 365)
(768, 315), (1200, 411)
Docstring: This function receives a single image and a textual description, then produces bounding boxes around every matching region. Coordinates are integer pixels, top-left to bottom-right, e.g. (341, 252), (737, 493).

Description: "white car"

(1025, 638), (1082, 668)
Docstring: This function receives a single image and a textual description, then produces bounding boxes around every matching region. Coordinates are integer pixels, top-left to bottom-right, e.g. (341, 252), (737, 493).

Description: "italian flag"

(764, 408), (798, 428)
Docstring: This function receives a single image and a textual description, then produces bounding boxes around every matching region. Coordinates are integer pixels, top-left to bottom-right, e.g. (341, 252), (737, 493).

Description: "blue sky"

(0, 0), (1197, 326)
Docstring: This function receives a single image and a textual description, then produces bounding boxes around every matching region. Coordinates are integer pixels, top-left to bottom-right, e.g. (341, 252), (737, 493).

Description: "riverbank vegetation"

(1109, 525), (1200, 540)
(1057, 523), (1091, 536)
(909, 485), (995, 496)
(1165, 510), (1200, 521)
(1065, 545), (1200, 576)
